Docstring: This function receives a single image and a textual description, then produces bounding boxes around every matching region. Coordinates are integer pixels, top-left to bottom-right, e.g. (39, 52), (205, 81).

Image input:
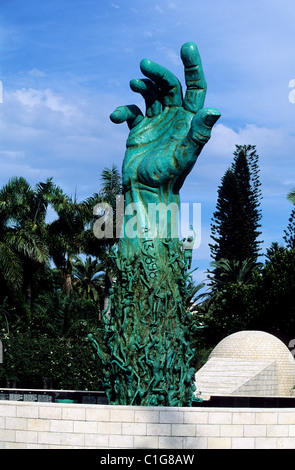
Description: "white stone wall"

(1, 401), (295, 449)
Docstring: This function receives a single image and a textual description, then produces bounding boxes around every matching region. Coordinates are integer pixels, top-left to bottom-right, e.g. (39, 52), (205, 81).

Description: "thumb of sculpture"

(190, 108), (221, 145)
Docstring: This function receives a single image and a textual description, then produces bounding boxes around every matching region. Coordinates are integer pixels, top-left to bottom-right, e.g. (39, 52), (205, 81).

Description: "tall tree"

(93, 165), (123, 314)
(209, 145), (262, 270)
(232, 145), (262, 258)
(99, 164), (122, 212)
(0, 177), (50, 304)
(72, 255), (105, 304)
(82, 164), (122, 258)
(45, 185), (92, 294)
(209, 168), (242, 263)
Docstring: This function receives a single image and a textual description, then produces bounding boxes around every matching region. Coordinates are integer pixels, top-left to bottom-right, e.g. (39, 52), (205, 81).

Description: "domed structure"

(195, 331), (295, 397)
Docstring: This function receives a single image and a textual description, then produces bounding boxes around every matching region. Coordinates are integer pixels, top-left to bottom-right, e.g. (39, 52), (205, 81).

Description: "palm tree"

(209, 257), (262, 287)
(72, 255), (105, 305)
(0, 235), (23, 291)
(186, 280), (206, 314)
(99, 164), (122, 210)
(81, 165), (123, 315)
(0, 177), (50, 303)
(287, 189), (295, 205)
(42, 166), (122, 302)
(206, 258), (262, 307)
(44, 183), (94, 294)
(97, 165), (122, 314)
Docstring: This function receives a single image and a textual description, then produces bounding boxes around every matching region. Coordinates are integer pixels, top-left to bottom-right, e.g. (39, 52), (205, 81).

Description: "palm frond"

(0, 240), (23, 288)
(287, 189), (295, 205)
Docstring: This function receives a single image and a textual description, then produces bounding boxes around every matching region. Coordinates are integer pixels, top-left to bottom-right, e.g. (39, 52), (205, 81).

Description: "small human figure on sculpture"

(182, 225), (196, 270)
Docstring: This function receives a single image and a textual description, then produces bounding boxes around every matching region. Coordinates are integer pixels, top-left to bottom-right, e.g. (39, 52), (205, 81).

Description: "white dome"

(209, 331), (295, 396)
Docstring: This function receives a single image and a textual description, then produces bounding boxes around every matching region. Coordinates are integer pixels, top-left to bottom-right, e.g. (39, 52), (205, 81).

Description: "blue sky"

(0, 0), (294, 285)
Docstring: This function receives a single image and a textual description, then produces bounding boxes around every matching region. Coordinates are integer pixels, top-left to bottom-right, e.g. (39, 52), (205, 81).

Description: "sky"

(0, 0), (294, 287)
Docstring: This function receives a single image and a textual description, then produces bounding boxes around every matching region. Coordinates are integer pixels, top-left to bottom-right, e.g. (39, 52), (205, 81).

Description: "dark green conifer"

(209, 145), (263, 276)
(283, 207), (295, 249)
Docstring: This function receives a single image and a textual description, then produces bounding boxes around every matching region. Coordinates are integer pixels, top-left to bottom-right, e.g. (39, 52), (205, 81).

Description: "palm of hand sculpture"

(110, 42), (221, 196)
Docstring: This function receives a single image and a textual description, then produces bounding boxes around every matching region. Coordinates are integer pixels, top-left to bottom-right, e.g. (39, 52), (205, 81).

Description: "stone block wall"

(1, 401), (295, 449)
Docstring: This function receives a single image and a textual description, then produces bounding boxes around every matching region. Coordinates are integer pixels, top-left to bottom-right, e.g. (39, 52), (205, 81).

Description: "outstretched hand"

(110, 42), (220, 194)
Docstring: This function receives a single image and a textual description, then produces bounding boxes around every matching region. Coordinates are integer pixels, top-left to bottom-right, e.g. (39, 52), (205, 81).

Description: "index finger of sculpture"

(180, 42), (207, 113)
(140, 58), (183, 108)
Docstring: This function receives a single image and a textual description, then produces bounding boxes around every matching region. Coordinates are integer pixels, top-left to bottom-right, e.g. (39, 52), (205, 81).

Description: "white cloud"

(180, 118), (295, 264)
(155, 5), (164, 14)
(11, 88), (79, 119)
(206, 123), (288, 160)
(0, 150), (25, 160)
(28, 69), (46, 78)
(0, 85), (126, 197)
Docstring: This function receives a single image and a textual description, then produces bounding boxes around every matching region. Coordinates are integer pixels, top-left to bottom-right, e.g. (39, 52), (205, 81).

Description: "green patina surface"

(89, 42), (220, 406)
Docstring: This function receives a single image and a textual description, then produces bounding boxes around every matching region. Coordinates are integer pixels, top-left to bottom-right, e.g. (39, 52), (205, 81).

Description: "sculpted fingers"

(130, 78), (162, 117)
(140, 58), (183, 108)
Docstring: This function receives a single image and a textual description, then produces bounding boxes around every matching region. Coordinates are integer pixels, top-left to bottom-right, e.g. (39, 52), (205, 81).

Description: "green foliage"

(202, 280), (258, 346)
(99, 164), (123, 211)
(287, 188), (295, 205)
(0, 330), (102, 390)
(284, 207), (295, 250)
(201, 247), (295, 349)
(72, 255), (105, 303)
(253, 248), (295, 341)
(208, 257), (262, 292)
(0, 155), (295, 392)
(0, 276), (105, 389)
(201, 154), (295, 351)
(0, 177), (50, 294)
(0, 168), (122, 390)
